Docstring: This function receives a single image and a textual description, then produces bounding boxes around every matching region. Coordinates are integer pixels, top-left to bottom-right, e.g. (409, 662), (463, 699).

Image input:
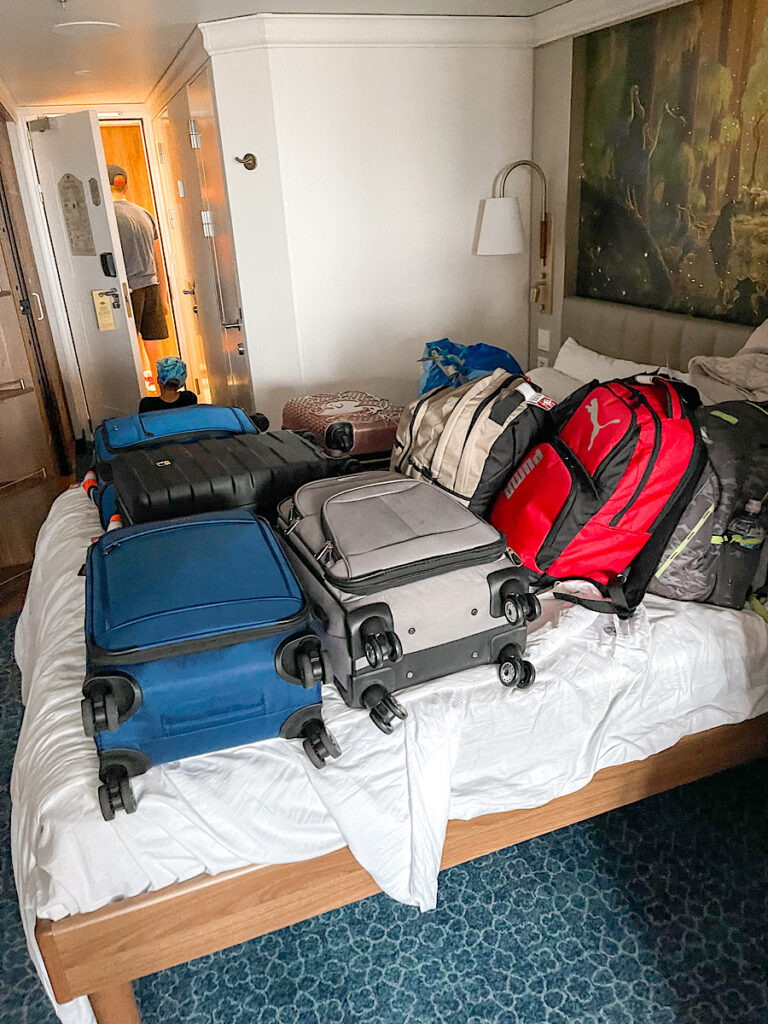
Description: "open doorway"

(99, 119), (180, 396)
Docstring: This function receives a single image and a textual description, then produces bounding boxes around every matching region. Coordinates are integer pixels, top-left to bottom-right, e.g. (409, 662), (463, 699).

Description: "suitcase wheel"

(525, 594), (542, 623)
(81, 691), (119, 737)
(297, 647), (333, 689)
(364, 636), (386, 669)
(325, 421), (354, 453)
(98, 768), (137, 821)
(361, 685), (408, 734)
(503, 596), (527, 628)
(301, 719), (342, 769)
(497, 645), (536, 690)
(361, 620), (402, 668)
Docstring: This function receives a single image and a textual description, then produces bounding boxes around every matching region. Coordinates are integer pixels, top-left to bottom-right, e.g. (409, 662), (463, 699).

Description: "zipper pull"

(316, 540), (335, 565)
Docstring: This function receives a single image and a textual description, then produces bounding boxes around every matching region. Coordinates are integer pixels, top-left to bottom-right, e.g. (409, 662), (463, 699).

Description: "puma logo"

(586, 399), (620, 450)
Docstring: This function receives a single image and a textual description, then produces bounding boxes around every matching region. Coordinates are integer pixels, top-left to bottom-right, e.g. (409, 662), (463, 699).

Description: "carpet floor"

(1, 611), (767, 1024)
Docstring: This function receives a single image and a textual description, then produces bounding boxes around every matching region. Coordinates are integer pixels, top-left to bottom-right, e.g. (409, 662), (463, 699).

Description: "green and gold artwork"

(578, 0), (768, 325)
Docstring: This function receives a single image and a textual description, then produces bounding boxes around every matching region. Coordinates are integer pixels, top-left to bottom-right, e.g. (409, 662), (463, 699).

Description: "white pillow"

(553, 336), (656, 382)
(526, 366), (584, 403)
(554, 335), (693, 387)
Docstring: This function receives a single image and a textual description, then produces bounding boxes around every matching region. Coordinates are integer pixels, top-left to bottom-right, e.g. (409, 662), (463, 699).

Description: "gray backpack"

(649, 400), (768, 607)
(390, 370), (555, 518)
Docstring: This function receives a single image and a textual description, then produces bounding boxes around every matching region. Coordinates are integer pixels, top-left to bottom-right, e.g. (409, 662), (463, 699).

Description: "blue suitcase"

(81, 509), (340, 820)
(94, 405), (258, 481)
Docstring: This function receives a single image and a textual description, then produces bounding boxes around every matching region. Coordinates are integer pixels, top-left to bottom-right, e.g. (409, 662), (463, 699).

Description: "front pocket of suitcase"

(161, 698), (267, 737)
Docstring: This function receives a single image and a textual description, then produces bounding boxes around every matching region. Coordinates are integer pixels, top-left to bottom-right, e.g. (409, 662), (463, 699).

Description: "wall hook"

(235, 153), (258, 171)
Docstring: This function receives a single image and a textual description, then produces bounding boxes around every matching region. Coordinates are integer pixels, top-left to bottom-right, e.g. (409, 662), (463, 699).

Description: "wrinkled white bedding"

(11, 488), (768, 1024)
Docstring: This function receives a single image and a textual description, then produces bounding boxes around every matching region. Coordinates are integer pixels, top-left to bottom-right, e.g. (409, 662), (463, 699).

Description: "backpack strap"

(552, 576), (633, 619)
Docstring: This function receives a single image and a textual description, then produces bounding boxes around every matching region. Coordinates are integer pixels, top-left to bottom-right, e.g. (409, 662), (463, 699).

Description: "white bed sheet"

(11, 488), (768, 1024)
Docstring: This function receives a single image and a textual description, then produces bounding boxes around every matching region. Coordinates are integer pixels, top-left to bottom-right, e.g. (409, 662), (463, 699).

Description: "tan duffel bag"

(390, 369), (555, 517)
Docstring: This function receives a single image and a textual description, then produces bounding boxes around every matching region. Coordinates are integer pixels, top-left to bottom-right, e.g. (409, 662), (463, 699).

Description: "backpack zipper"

(608, 388), (662, 528)
(394, 384), (451, 473)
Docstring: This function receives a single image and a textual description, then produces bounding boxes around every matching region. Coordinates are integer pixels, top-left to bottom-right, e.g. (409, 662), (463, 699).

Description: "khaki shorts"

(131, 284), (169, 341)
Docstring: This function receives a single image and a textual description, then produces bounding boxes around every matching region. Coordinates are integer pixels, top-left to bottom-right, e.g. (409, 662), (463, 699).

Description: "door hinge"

(157, 141), (166, 164)
(28, 117), (51, 133)
(168, 208), (175, 229)
(201, 210), (214, 238)
(188, 119), (201, 149)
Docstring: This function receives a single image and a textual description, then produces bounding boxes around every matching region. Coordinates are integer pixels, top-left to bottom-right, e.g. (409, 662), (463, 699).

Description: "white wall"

(527, 36), (575, 367)
(204, 16), (534, 423)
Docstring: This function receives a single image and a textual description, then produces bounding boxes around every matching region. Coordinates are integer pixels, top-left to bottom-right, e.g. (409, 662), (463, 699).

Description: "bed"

(12, 297), (768, 1024)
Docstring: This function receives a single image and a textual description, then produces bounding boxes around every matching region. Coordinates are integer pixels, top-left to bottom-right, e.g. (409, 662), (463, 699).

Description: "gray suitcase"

(277, 472), (538, 732)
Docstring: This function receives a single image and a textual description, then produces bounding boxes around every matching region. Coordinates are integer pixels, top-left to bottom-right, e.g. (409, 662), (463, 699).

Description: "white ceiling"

(0, 0), (571, 108)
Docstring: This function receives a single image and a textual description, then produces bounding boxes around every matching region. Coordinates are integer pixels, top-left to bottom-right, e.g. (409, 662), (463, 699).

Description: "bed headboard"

(561, 297), (750, 371)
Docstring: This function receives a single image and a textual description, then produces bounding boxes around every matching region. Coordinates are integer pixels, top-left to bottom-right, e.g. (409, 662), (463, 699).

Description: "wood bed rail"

(36, 713), (768, 1023)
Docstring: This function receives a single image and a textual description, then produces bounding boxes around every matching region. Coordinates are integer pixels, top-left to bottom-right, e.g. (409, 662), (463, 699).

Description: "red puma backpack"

(490, 375), (707, 617)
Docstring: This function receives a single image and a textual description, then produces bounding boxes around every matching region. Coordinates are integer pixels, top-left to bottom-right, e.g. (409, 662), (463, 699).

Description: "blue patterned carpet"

(1, 611), (767, 1024)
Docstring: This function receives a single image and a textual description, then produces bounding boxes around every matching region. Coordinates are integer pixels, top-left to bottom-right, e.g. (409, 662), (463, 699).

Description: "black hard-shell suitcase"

(112, 430), (350, 526)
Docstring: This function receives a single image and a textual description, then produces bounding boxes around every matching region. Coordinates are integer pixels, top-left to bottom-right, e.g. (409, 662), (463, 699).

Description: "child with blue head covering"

(138, 356), (199, 413)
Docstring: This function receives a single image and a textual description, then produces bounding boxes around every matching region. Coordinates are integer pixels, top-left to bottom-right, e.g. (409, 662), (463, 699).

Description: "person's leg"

(137, 284), (170, 367)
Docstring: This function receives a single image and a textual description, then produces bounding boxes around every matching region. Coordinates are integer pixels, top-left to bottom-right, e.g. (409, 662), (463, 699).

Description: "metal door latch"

(98, 288), (121, 309)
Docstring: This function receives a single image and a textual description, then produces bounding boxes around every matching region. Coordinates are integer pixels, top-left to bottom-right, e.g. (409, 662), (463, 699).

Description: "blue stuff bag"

(418, 339), (523, 395)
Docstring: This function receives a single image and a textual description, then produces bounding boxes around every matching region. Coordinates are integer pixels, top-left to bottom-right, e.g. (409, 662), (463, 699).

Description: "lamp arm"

(496, 159), (548, 263)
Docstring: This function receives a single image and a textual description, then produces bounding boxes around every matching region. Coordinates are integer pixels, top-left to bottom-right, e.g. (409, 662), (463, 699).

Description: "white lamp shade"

(475, 197), (525, 255)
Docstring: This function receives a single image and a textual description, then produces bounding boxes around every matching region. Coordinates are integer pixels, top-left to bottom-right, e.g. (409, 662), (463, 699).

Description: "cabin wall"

(203, 16), (535, 423)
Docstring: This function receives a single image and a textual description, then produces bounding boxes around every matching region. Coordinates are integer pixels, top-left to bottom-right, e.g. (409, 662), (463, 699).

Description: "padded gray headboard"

(561, 297), (750, 371)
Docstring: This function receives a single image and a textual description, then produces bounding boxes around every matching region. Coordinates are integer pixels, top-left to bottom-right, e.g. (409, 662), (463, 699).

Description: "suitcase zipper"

(87, 605), (311, 665)
(325, 536), (506, 595)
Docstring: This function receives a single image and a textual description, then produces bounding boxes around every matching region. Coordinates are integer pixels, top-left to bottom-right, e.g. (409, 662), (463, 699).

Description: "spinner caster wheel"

(297, 647), (327, 689)
(516, 660), (536, 690)
(366, 690), (408, 734)
(97, 769), (136, 821)
(302, 721), (342, 769)
(525, 594), (542, 623)
(82, 690), (119, 736)
(503, 595), (527, 628)
(364, 636), (386, 669)
(497, 643), (524, 688)
(385, 630), (403, 663)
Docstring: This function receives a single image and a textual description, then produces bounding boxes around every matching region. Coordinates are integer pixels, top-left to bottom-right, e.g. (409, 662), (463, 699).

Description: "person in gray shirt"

(108, 164), (169, 381)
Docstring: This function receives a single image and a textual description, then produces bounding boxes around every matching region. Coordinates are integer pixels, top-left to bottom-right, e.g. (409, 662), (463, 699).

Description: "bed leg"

(88, 981), (141, 1024)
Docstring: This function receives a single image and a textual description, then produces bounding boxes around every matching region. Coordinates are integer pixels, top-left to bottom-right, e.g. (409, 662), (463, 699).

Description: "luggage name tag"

(519, 381), (555, 411)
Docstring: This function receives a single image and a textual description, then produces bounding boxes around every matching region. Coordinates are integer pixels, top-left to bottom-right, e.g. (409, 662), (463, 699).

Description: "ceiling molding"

(146, 27), (209, 113)
(531, 0), (694, 46)
(200, 14), (534, 55)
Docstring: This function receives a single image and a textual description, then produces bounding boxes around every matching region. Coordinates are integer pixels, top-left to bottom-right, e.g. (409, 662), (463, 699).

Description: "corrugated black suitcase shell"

(112, 430), (342, 525)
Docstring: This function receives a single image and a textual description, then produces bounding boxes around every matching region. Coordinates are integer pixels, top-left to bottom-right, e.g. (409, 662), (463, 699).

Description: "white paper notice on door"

(58, 173), (96, 256)
(92, 290), (115, 331)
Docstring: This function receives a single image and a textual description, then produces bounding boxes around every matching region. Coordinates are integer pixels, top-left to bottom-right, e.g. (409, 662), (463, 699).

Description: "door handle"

(182, 287), (196, 295)
(223, 321), (241, 330)
(31, 292), (45, 321)
(237, 342), (245, 356)
(98, 288), (121, 309)
(0, 377), (25, 391)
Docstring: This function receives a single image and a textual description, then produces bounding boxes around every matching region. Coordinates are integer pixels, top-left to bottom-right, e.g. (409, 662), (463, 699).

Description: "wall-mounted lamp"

(475, 159), (552, 314)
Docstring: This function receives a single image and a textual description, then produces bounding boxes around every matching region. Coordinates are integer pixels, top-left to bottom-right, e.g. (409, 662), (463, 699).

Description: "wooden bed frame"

(36, 712), (768, 1024)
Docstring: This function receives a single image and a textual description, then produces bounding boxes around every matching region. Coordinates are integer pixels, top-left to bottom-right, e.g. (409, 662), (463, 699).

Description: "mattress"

(11, 488), (768, 1024)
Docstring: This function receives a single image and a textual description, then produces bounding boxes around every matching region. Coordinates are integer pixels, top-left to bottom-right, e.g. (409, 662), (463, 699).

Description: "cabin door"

(29, 110), (142, 426)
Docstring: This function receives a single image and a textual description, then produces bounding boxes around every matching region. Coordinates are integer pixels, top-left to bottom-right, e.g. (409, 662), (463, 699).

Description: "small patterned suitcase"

(282, 391), (403, 463)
